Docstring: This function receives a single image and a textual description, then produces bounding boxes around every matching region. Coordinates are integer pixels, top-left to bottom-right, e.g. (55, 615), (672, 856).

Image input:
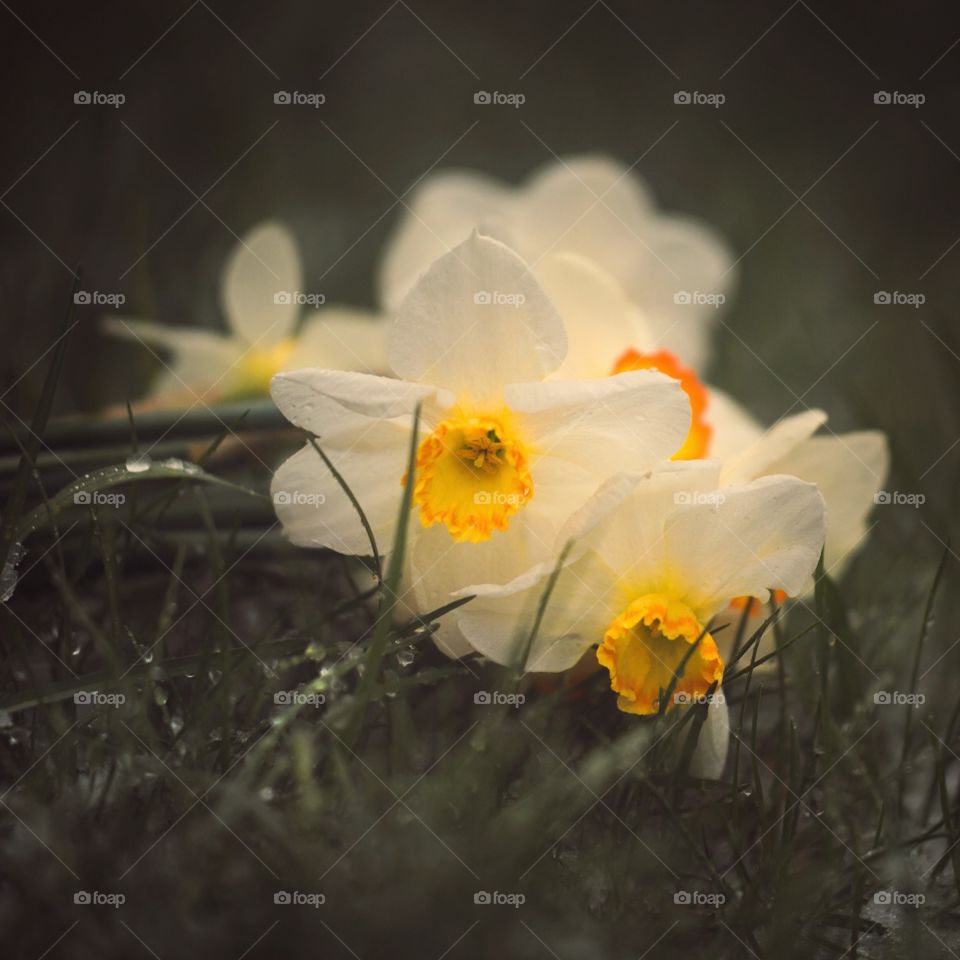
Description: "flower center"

(597, 593), (724, 715)
(411, 410), (533, 543)
(611, 349), (711, 459)
(224, 338), (297, 400)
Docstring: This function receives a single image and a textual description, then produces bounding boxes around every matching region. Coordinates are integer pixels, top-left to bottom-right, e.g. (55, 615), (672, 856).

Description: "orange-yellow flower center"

(597, 593), (724, 715)
(411, 410), (533, 543)
(611, 348), (711, 460)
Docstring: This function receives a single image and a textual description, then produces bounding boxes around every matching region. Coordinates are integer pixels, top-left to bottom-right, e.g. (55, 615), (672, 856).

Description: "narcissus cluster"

(107, 156), (889, 778)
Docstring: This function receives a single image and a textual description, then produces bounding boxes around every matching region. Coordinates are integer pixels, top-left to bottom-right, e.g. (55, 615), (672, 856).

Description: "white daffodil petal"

(287, 308), (389, 375)
(535, 252), (654, 380)
(666, 475), (826, 617)
(102, 317), (242, 394)
(705, 388), (764, 460)
(561, 461), (722, 586)
(379, 170), (514, 311)
(457, 549), (621, 672)
(514, 155), (654, 277)
(270, 368), (448, 436)
(620, 214), (736, 373)
(687, 694), (730, 780)
(768, 431), (889, 577)
(720, 409), (827, 486)
(271, 419), (412, 556)
(387, 232), (567, 397)
(507, 369), (690, 472)
(222, 221), (301, 347)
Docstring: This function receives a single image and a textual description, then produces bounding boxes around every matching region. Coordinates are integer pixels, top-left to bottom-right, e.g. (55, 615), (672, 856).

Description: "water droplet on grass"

(1, 543), (25, 602)
(125, 453), (152, 473)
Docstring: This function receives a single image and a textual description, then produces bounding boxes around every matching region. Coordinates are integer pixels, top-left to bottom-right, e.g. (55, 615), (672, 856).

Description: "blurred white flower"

(269, 232), (691, 656)
(378, 155), (735, 373)
(454, 461), (826, 778)
(104, 221), (386, 405)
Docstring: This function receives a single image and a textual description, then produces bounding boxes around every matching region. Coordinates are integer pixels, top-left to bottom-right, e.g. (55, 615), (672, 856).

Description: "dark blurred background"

(0, 0), (958, 573)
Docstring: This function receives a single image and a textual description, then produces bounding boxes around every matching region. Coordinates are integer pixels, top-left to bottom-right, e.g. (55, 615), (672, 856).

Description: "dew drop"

(1, 543), (26, 603)
(125, 452), (152, 473)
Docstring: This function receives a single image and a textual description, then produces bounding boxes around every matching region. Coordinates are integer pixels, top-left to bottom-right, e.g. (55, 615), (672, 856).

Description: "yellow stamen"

(597, 593), (723, 715)
(409, 410), (532, 543)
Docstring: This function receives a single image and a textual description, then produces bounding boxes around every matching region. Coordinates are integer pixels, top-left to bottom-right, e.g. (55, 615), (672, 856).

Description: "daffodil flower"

(378, 155), (735, 373)
(375, 155), (886, 579)
(104, 222), (386, 405)
(452, 461), (826, 778)
(269, 233), (692, 655)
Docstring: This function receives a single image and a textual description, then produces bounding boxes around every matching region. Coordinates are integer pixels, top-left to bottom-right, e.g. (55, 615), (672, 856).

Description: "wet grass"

(0, 303), (958, 959)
